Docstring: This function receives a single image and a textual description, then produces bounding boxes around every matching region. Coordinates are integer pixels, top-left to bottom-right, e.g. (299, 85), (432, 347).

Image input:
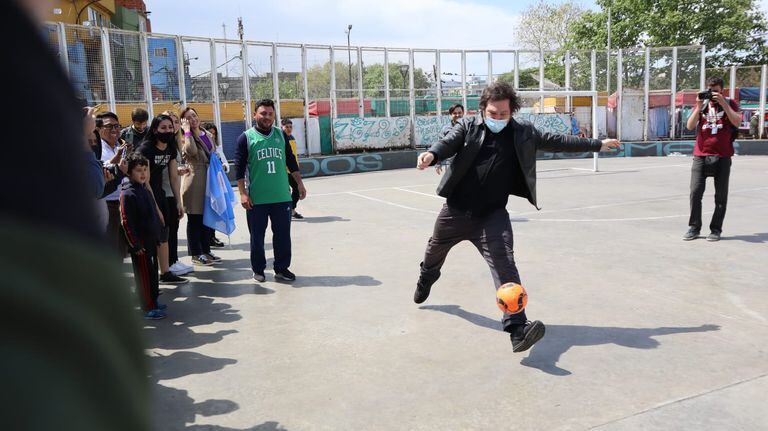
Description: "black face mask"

(157, 132), (176, 145)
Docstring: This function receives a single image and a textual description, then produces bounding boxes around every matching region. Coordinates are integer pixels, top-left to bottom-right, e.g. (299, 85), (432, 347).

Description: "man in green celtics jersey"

(235, 99), (306, 282)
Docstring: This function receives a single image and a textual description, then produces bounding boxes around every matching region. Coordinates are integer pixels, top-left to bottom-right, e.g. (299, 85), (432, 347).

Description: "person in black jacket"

(120, 153), (166, 320)
(414, 81), (621, 352)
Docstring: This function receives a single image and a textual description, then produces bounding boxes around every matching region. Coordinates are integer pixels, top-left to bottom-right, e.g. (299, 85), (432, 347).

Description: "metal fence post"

(301, 44), (309, 153)
(488, 50), (493, 84)
(329, 46), (337, 153)
(616, 49), (623, 140)
(57, 22), (69, 74)
(176, 36), (187, 106)
(592, 91), (599, 172)
(729, 65), (736, 99)
(700, 45), (706, 90)
(565, 50), (571, 111)
(590, 50), (597, 91)
(101, 28), (117, 112)
(409, 49), (416, 148)
(357, 46), (364, 118)
(271, 43), (281, 123)
(436, 50), (442, 116)
(514, 50), (519, 89)
(670, 47), (677, 139)
(461, 50), (468, 112)
(209, 39), (223, 147)
(242, 41), (252, 130)
(759, 64), (767, 139)
(643, 47), (650, 141)
(538, 49), (544, 109)
(384, 48), (391, 118)
(139, 32), (154, 117)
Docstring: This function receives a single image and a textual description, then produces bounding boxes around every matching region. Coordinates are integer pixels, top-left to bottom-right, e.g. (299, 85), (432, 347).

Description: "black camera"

(697, 89), (713, 100)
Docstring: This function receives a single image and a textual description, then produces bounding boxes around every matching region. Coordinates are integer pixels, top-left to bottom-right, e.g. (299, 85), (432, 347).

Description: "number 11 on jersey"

(267, 160), (276, 174)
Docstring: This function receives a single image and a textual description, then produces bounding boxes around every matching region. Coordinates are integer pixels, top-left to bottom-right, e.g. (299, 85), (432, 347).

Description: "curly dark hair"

(478, 82), (521, 114)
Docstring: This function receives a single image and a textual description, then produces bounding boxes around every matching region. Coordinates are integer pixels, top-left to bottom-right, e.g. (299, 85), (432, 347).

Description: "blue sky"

(144, 0), (601, 49)
(145, 0), (768, 79)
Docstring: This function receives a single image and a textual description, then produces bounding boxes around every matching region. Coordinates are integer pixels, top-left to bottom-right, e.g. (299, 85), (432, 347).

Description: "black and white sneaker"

(192, 255), (214, 266)
(204, 253), (222, 263)
(160, 271), (189, 285)
(210, 237), (225, 248)
(510, 320), (546, 353)
(274, 269), (296, 281)
(707, 231), (721, 242)
(253, 272), (266, 282)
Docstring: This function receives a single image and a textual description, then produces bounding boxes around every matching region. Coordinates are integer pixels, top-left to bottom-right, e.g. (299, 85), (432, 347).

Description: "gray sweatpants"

(420, 204), (526, 331)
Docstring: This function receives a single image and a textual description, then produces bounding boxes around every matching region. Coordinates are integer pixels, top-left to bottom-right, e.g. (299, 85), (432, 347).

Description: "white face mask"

(485, 117), (509, 133)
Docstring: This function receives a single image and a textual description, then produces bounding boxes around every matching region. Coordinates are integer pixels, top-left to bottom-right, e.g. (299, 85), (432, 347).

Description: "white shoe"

(170, 261), (193, 276)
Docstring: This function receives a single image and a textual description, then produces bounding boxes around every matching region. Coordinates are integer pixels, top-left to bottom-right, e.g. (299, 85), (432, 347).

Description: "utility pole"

(346, 24), (353, 90)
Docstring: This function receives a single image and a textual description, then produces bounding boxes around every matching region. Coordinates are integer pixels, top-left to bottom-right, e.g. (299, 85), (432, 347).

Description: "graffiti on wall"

(333, 117), (411, 150)
(414, 115), (451, 148)
(299, 151), (417, 178)
(515, 113), (572, 135)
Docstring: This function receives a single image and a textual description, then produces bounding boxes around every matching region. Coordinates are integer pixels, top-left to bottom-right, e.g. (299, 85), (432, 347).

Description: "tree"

(362, 63), (431, 97)
(568, 0), (768, 67)
(516, 0), (586, 53)
(513, 1), (586, 89)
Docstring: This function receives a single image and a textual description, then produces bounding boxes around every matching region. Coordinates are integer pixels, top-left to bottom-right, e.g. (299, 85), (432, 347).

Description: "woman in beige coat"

(180, 107), (221, 266)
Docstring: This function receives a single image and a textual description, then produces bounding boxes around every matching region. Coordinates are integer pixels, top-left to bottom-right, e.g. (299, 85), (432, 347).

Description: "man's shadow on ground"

(721, 232), (768, 243)
(419, 304), (720, 376)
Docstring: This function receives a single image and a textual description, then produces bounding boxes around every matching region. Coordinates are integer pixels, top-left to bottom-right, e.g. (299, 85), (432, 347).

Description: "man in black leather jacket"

(414, 81), (620, 352)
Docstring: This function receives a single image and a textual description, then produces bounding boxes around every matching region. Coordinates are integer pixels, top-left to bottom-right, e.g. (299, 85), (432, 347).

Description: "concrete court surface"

(147, 155), (768, 431)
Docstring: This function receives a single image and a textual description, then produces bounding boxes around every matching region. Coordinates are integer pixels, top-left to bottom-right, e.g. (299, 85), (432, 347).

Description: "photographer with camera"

(683, 76), (741, 242)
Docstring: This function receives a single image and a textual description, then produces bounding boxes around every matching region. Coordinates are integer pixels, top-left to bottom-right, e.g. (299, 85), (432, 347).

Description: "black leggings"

(186, 214), (212, 257)
(165, 196), (180, 265)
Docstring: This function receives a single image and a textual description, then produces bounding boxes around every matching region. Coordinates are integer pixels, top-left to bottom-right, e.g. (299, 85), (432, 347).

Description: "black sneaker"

(275, 269), (296, 281)
(510, 320), (546, 353)
(414, 263), (439, 304)
(160, 271), (189, 285)
(707, 231), (721, 242)
(292, 212), (304, 219)
(210, 237), (225, 248)
(253, 272), (266, 282)
(683, 228), (700, 241)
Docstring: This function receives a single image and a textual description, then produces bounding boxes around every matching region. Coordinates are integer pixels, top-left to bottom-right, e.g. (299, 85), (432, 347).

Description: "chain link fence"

(47, 22), (768, 156)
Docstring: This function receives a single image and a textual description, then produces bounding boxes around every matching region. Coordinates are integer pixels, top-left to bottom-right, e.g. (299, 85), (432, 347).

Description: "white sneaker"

(170, 262), (193, 276)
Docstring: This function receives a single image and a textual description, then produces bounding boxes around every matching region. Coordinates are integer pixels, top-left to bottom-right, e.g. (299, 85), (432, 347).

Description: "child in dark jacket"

(120, 153), (166, 319)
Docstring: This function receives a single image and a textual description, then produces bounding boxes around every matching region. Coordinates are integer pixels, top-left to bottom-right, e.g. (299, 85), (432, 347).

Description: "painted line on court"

(346, 192), (439, 215)
(514, 186), (768, 216)
(312, 184), (436, 197)
(393, 187), (444, 199)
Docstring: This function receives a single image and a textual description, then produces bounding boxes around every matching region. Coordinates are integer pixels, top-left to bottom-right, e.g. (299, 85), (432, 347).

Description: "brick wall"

(115, 0), (146, 13)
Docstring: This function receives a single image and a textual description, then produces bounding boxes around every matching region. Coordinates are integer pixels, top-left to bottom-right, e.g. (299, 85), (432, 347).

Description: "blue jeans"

(246, 201), (292, 273)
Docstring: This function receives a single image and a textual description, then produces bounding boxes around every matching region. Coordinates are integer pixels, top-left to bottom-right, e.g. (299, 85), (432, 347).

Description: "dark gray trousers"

(689, 156), (731, 233)
(420, 204), (525, 332)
